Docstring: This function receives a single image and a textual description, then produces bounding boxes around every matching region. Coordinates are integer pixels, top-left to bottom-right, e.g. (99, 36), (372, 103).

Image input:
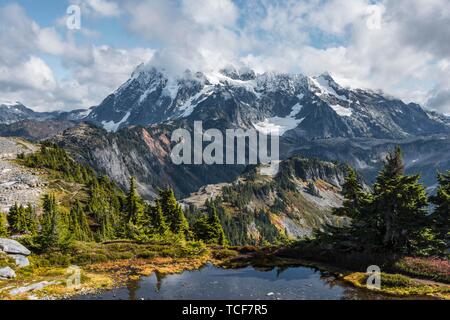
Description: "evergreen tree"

(69, 201), (93, 242)
(334, 166), (369, 219)
(172, 204), (190, 238)
(86, 178), (122, 241)
(370, 147), (430, 253)
(0, 213), (8, 237)
(207, 205), (227, 245)
(24, 203), (38, 234)
(193, 203), (227, 245)
(431, 171), (450, 246)
(37, 194), (70, 251)
(126, 177), (145, 225)
(123, 177), (145, 239)
(148, 202), (169, 235)
(159, 189), (190, 238)
(193, 215), (212, 242)
(7, 203), (28, 234)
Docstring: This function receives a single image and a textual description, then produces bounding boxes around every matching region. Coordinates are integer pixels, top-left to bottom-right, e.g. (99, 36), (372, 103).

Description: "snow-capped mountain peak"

(0, 100), (22, 107)
(83, 64), (450, 138)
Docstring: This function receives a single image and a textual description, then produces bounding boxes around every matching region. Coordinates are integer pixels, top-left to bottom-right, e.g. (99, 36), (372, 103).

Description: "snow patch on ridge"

(205, 71), (260, 97)
(254, 102), (305, 136)
(178, 86), (215, 117)
(102, 112), (131, 132)
(309, 76), (350, 102)
(330, 104), (353, 117)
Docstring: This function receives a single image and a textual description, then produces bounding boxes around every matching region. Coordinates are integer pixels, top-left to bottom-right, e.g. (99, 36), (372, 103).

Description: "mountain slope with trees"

(4, 143), (227, 251)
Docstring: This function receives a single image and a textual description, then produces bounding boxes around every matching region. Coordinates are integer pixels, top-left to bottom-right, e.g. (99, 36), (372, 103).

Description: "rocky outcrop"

(0, 137), (45, 212)
(306, 181), (322, 198)
(0, 238), (31, 269)
(0, 266), (16, 279)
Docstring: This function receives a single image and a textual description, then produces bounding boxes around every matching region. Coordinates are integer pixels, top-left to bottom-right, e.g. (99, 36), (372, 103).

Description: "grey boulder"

(0, 238), (31, 256)
(9, 254), (30, 268)
(0, 266), (16, 279)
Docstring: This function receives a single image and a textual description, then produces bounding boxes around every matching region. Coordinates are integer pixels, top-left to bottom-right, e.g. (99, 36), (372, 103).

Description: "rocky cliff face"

(51, 123), (245, 199)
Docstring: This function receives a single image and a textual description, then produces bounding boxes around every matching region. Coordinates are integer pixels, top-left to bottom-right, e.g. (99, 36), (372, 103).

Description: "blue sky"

(0, 0), (449, 114)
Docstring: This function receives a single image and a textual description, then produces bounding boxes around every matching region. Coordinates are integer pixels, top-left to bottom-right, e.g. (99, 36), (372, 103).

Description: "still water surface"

(75, 263), (407, 300)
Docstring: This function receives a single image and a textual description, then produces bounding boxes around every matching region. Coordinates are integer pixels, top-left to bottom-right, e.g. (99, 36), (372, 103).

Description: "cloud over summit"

(0, 0), (449, 114)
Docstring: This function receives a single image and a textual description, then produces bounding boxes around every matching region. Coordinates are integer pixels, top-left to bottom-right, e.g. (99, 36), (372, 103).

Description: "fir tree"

(123, 177), (145, 239)
(207, 205), (227, 245)
(193, 215), (212, 242)
(7, 203), (28, 234)
(370, 147), (430, 253)
(126, 177), (145, 225)
(148, 202), (169, 235)
(193, 203), (227, 245)
(37, 194), (70, 251)
(431, 171), (450, 245)
(24, 203), (38, 234)
(69, 201), (93, 242)
(334, 166), (369, 219)
(159, 188), (190, 238)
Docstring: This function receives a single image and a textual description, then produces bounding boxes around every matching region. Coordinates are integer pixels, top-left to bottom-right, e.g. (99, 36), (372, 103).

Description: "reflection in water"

(155, 271), (165, 293)
(126, 279), (140, 301)
(73, 264), (415, 300)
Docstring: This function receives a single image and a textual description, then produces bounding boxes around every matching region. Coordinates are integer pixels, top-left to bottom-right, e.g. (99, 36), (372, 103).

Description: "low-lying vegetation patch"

(394, 257), (450, 284)
(344, 272), (450, 300)
(0, 240), (211, 300)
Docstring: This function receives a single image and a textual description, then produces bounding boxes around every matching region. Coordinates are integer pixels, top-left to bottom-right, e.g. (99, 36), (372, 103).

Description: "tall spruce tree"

(334, 166), (369, 219)
(371, 147), (430, 253)
(148, 202), (169, 236)
(69, 201), (93, 242)
(431, 171), (450, 245)
(159, 189), (190, 238)
(24, 203), (38, 234)
(126, 177), (145, 225)
(7, 203), (27, 234)
(86, 180), (117, 241)
(193, 203), (227, 245)
(123, 177), (146, 239)
(207, 205), (227, 245)
(37, 194), (70, 251)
